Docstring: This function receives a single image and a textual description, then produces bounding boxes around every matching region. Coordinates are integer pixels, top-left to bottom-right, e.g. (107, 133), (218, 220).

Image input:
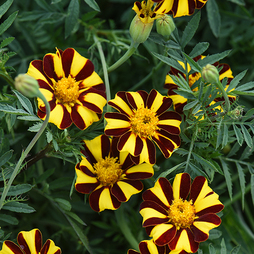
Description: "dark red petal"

(38, 100), (56, 114)
(70, 105), (86, 130)
(189, 176), (207, 203)
(31, 60), (52, 86)
(196, 204), (224, 217)
(3, 241), (23, 254)
(18, 229), (42, 254)
(125, 169), (153, 180)
(41, 239), (61, 254)
(38, 109), (46, 119)
(134, 135), (143, 156)
(105, 112), (130, 122)
(38, 79), (54, 92)
(111, 179), (143, 202)
(152, 134), (175, 158)
(117, 131), (132, 150)
(75, 59), (94, 81)
(75, 182), (100, 194)
(168, 228), (199, 253)
(61, 48), (74, 78)
(196, 0), (208, 9)
(126, 91), (147, 110)
(108, 92), (131, 115)
(59, 105), (72, 129)
(128, 250), (139, 254)
(154, 97), (172, 116)
(158, 111), (182, 122)
(142, 177), (173, 210)
(179, 173), (191, 200)
(43, 54), (61, 81)
(154, 226), (176, 246)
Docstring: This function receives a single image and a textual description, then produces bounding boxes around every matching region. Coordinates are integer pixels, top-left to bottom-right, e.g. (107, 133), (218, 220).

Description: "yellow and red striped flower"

(164, 55), (236, 115)
(27, 48), (107, 130)
(104, 89), (181, 165)
(75, 135), (154, 212)
(0, 229), (61, 254)
(140, 173), (224, 253)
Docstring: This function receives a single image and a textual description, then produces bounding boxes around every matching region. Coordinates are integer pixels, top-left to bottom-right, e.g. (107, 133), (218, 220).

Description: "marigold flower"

(140, 173), (224, 253)
(27, 48), (107, 130)
(75, 135), (154, 212)
(164, 55), (236, 115)
(0, 228), (61, 254)
(104, 89), (182, 164)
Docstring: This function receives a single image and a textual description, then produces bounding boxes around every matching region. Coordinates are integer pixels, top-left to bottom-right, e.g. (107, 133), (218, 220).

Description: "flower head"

(75, 135), (154, 212)
(104, 89), (181, 164)
(164, 55), (236, 115)
(27, 48), (107, 130)
(0, 228), (61, 254)
(140, 173), (224, 253)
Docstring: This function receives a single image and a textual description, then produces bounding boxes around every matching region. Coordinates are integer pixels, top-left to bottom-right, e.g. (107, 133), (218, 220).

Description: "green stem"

(107, 41), (139, 73)
(0, 71), (15, 88)
(0, 90), (50, 210)
(215, 80), (231, 113)
(115, 205), (139, 251)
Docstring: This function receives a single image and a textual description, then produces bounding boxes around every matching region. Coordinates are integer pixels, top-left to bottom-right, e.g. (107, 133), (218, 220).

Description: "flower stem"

(115, 205), (139, 251)
(107, 41), (139, 73)
(0, 90), (50, 211)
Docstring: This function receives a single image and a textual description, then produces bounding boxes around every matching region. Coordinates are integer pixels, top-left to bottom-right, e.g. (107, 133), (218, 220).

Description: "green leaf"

(51, 0), (62, 3)
(28, 122), (43, 132)
(13, 90), (34, 115)
(199, 50), (231, 67)
(228, 0), (245, 5)
(0, 184), (32, 196)
(241, 124), (253, 148)
(233, 124), (244, 146)
(181, 11), (201, 48)
(209, 244), (216, 254)
(174, 89), (196, 100)
(49, 177), (73, 190)
(183, 100), (199, 111)
(0, 103), (30, 115)
(189, 42), (209, 58)
(0, 214), (18, 225)
(65, 211), (86, 226)
(236, 162), (245, 209)
(17, 115), (40, 121)
(152, 52), (185, 73)
(156, 162), (186, 180)
(221, 238), (227, 254)
(0, 150), (13, 167)
(2, 202), (36, 213)
(222, 124), (229, 148)
(221, 159), (233, 200)
(235, 81), (254, 92)
(0, 37), (15, 48)
(84, 0), (100, 12)
(0, 0), (13, 19)
(206, 0), (221, 37)
(182, 52), (202, 72)
(0, 11), (18, 36)
(65, 0), (80, 38)
(251, 174), (254, 208)
(36, 168), (55, 184)
(227, 69), (247, 92)
(230, 245), (241, 254)
(55, 198), (72, 212)
(34, 0), (51, 11)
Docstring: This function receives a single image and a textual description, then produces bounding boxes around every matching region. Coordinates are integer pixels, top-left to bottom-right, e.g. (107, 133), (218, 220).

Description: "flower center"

(168, 198), (196, 230)
(189, 73), (201, 90)
(130, 107), (159, 138)
(54, 75), (79, 106)
(94, 156), (123, 186)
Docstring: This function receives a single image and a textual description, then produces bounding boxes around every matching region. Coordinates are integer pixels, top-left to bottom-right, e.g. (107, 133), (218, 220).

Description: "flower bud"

(156, 15), (175, 40)
(201, 64), (219, 84)
(129, 15), (153, 44)
(15, 74), (40, 98)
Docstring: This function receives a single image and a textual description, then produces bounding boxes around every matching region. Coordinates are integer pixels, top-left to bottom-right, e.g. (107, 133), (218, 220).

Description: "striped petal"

(158, 111), (181, 135)
(89, 186), (121, 212)
(111, 179), (143, 202)
(126, 91), (146, 110)
(17, 229), (42, 254)
(172, 173), (191, 200)
(41, 240), (61, 254)
(0, 241), (23, 254)
(137, 138), (156, 164)
(124, 163), (154, 180)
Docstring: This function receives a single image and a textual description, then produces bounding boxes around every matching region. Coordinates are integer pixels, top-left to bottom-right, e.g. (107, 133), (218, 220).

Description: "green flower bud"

(15, 74), (40, 98)
(129, 15), (153, 44)
(156, 15), (175, 40)
(201, 64), (219, 84)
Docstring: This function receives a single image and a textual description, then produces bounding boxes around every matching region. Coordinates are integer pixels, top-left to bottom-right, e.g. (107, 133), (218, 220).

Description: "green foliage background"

(1, 0), (254, 253)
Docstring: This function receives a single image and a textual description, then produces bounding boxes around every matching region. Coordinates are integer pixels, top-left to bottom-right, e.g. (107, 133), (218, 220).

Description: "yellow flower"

(27, 48), (107, 130)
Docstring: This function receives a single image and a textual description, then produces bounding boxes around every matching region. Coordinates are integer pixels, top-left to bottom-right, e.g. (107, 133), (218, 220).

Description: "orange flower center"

(189, 73), (201, 91)
(168, 198), (196, 230)
(54, 75), (79, 106)
(130, 107), (159, 138)
(94, 156), (123, 186)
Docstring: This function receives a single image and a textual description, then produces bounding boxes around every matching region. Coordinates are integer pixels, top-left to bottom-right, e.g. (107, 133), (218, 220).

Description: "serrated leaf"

(251, 174), (254, 206)
(199, 50), (231, 68)
(17, 115), (40, 121)
(13, 90), (34, 115)
(65, 211), (86, 226)
(222, 124), (229, 148)
(220, 159), (232, 200)
(235, 81), (254, 92)
(2, 202), (35, 213)
(181, 11), (201, 48)
(209, 244), (216, 254)
(227, 70), (247, 92)
(233, 124), (243, 146)
(156, 162), (186, 180)
(182, 52), (202, 73)
(28, 122), (43, 132)
(189, 42), (209, 58)
(0, 0), (13, 19)
(0, 150), (13, 167)
(236, 162), (245, 209)
(55, 198), (72, 211)
(153, 52), (185, 73)
(0, 37), (15, 48)
(228, 0), (245, 5)
(230, 245), (241, 254)
(174, 89), (196, 100)
(0, 103), (30, 115)
(0, 184), (32, 196)
(221, 238), (227, 254)
(84, 0), (100, 12)
(241, 124), (253, 148)
(206, 0), (221, 37)
(34, 0), (51, 11)
(0, 11), (18, 36)
(46, 131), (53, 143)
(65, 0), (80, 38)
(51, 0), (62, 3)
(183, 100), (199, 111)
(0, 214), (18, 225)
(36, 168), (55, 184)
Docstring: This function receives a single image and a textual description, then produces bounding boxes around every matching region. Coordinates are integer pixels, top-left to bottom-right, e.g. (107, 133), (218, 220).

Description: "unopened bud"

(156, 15), (175, 40)
(202, 64), (219, 84)
(129, 15), (153, 44)
(15, 74), (40, 98)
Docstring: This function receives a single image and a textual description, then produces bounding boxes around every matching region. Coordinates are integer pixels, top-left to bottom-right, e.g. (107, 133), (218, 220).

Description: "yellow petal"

(193, 220), (219, 235)
(43, 239), (61, 254)
(150, 223), (174, 241)
(172, 173), (184, 200)
(172, 229), (192, 252)
(195, 192), (223, 213)
(127, 92), (145, 109)
(116, 181), (142, 201)
(140, 207), (168, 225)
(98, 187), (117, 211)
